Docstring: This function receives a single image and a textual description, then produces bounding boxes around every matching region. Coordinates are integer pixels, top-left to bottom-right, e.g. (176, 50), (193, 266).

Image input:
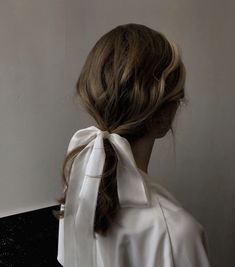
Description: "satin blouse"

(57, 167), (211, 267)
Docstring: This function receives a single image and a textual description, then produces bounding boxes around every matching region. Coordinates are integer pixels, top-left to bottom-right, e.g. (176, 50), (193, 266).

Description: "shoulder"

(148, 182), (210, 266)
(149, 181), (205, 244)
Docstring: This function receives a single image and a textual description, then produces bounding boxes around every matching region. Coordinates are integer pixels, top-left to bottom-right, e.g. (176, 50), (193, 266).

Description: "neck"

(130, 134), (155, 174)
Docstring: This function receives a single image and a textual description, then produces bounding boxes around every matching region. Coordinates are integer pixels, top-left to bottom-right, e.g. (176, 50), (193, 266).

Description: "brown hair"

(53, 23), (186, 236)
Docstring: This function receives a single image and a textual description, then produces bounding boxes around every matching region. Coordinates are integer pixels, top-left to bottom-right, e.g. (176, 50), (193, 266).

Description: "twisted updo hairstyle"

(53, 23), (186, 236)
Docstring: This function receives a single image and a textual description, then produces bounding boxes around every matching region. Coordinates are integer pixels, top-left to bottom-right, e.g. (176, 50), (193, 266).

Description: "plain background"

(0, 1), (234, 266)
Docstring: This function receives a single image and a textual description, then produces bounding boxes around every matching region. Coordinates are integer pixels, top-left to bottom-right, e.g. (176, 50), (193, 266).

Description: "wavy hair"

(53, 23), (186, 236)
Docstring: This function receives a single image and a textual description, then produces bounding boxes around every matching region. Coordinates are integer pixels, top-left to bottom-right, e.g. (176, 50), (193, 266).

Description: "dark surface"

(0, 205), (62, 267)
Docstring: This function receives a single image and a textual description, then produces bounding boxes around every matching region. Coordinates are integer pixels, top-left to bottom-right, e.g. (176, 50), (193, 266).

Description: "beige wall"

(0, 0), (234, 266)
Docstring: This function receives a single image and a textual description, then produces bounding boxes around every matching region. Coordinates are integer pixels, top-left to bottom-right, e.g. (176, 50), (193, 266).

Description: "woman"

(54, 23), (211, 267)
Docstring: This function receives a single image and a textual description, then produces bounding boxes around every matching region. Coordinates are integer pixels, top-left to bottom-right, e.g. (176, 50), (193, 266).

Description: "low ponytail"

(94, 138), (120, 236)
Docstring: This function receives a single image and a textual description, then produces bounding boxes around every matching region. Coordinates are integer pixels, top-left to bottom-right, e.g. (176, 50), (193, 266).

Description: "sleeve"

(57, 204), (65, 266)
(167, 210), (211, 267)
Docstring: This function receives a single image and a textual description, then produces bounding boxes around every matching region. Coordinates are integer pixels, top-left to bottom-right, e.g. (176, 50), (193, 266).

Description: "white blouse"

(57, 126), (211, 267)
(57, 167), (211, 267)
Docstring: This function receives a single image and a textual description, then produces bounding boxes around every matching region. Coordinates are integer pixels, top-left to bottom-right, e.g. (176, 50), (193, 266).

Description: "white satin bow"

(63, 125), (150, 267)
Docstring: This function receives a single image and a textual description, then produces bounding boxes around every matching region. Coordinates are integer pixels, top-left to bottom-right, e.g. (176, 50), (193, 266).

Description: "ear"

(152, 102), (178, 138)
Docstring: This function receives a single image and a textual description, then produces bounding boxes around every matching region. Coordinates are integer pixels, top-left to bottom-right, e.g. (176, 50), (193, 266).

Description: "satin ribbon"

(63, 126), (150, 267)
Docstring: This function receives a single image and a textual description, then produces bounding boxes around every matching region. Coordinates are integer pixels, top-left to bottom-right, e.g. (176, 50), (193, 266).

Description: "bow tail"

(74, 134), (106, 266)
(74, 176), (101, 266)
(110, 134), (150, 207)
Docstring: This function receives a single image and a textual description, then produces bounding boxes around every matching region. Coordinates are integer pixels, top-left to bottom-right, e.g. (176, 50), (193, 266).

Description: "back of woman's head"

(76, 23), (186, 139)
(54, 23), (186, 236)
